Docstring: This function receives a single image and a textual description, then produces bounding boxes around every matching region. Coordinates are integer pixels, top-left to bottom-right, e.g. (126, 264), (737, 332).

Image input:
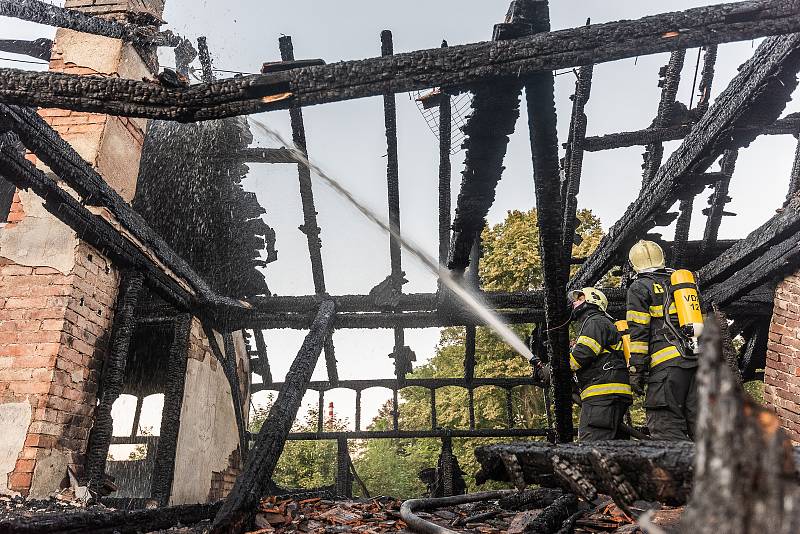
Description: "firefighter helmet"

(628, 240), (665, 273)
(569, 287), (609, 312)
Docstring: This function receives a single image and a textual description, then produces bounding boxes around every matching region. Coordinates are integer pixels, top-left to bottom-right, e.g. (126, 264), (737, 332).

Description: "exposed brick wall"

(208, 448), (242, 502)
(765, 271), (800, 443)
(0, 0), (163, 495)
(5, 192), (24, 226)
(0, 246), (118, 493)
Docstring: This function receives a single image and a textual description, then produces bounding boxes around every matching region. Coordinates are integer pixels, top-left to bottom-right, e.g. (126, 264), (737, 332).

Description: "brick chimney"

(0, 0), (164, 497)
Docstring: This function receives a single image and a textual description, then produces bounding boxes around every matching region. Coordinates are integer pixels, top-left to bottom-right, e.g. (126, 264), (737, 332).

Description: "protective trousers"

(578, 400), (630, 442)
(645, 366), (697, 440)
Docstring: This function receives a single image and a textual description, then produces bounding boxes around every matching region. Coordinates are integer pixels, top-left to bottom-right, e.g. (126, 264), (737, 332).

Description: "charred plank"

(584, 112), (800, 152)
(1, 1), (798, 120)
(475, 440), (696, 505)
(0, 0), (180, 47)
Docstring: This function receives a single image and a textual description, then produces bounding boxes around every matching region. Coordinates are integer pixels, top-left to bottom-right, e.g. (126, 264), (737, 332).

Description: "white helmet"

(569, 287), (608, 312)
(628, 240), (665, 273)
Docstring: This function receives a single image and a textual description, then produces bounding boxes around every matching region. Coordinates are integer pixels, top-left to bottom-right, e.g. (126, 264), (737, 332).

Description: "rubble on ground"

(241, 493), (684, 534)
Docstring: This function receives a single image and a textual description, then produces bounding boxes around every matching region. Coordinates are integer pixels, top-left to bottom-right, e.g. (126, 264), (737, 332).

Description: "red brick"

(6, 297), (49, 309)
(13, 381), (51, 394)
(24, 433), (57, 449)
(0, 265), (33, 276)
(8, 472), (32, 490)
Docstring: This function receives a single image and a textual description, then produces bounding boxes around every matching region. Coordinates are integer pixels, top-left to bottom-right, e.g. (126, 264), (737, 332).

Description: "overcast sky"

(3, 1), (799, 430)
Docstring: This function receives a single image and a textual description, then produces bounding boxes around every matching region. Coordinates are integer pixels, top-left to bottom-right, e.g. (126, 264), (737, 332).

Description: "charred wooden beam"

(197, 37), (215, 83)
(523, 494), (578, 534)
(0, 0), (181, 47)
(694, 44), (719, 114)
(0, 501), (222, 534)
(584, 112), (800, 152)
(381, 30), (409, 381)
(2, 1), (799, 121)
(672, 198), (694, 266)
(475, 440), (696, 505)
(0, 38), (52, 61)
(561, 65), (593, 276)
(700, 193), (800, 306)
(447, 0), (528, 272)
(519, 0), (574, 442)
(642, 50), (686, 191)
(150, 313), (191, 506)
(211, 300), (335, 533)
(279, 35), (337, 384)
(571, 34), (800, 289)
(252, 329), (273, 384)
(438, 42), (453, 270)
(0, 104), (245, 312)
(85, 271), (144, 493)
(701, 149), (739, 259)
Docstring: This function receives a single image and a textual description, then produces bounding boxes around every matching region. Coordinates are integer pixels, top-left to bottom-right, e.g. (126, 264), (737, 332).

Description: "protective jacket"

(626, 269), (698, 374)
(569, 305), (632, 404)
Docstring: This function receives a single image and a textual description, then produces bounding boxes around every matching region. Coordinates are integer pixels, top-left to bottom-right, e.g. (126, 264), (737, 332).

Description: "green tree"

(250, 396), (350, 490)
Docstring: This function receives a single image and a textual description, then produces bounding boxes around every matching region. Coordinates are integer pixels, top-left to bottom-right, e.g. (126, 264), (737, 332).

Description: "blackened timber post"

(253, 329), (273, 385)
(672, 199), (694, 266)
(641, 50), (686, 191)
(279, 35), (338, 385)
(464, 237), (481, 382)
(701, 149), (738, 259)
(85, 270), (144, 493)
(211, 300), (336, 533)
(523, 0), (572, 442)
(197, 37), (214, 83)
(150, 314), (191, 506)
(440, 435), (454, 497)
(678, 46), (719, 265)
(560, 64), (593, 284)
(382, 30), (409, 381)
(336, 438), (353, 498)
(438, 40), (452, 272)
(693, 45), (718, 116)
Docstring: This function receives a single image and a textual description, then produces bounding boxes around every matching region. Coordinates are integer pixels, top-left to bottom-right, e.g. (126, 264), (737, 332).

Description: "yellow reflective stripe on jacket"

(580, 383), (633, 400)
(651, 346), (681, 367)
(611, 341), (623, 351)
(648, 303), (677, 318)
(626, 310), (650, 325)
(630, 341), (649, 354)
(569, 354), (581, 371)
(576, 335), (602, 355)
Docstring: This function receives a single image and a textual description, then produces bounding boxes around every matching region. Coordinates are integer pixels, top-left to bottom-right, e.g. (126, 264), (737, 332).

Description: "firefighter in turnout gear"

(569, 287), (632, 441)
(626, 240), (699, 441)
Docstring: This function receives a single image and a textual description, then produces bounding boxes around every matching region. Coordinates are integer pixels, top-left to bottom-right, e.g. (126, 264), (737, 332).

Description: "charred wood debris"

(1, 0), (800, 533)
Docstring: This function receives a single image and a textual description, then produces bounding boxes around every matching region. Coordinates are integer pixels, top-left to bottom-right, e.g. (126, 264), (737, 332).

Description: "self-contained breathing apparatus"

(637, 269), (704, 357)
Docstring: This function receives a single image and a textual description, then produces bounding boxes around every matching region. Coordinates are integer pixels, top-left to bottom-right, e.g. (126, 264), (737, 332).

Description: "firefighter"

(568, 287), (632, 441)
(626, 240), (699, 441)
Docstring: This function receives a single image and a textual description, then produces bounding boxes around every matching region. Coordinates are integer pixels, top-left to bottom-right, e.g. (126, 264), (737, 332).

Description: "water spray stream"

(248, 117), (534, 362)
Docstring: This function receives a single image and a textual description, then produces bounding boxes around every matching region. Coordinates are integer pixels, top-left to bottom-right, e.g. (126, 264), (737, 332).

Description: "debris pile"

(248, 496), (406, 534)
(0, 492), (92, 522)
(242, 492), (684, 534)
